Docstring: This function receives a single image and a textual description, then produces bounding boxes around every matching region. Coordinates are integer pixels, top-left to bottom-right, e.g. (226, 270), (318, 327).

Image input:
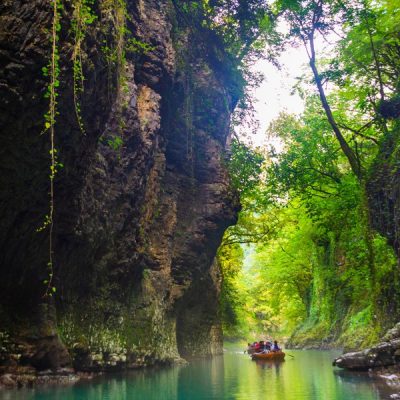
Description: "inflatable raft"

(251, 351), (285, 361)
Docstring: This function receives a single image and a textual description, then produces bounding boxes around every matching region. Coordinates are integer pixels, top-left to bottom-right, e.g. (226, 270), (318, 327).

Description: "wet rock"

(334, 326), (400, 370)
(0, 374), (15, 389)
(384, 324), (400, 342)
(21, 336), (72, 371)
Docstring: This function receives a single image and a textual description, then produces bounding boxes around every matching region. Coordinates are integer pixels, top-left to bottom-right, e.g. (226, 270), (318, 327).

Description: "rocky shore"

(333, 322), (400, 399)
(0, 367), (81, 389)
(333, 323), (400, 371)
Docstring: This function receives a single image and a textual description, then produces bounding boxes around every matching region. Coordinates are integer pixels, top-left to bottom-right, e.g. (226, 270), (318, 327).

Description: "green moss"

(288, 320), (331, 348)
(57, 270), (180, 364)
(337, 306), (380, 350)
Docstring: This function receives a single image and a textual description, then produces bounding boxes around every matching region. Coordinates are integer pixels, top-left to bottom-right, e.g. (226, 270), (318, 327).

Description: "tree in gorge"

(276, 0), (359, 179)
(219, 98), (399, 346)
(217, 0), (400, 347)
(262, 92), (400, 347)
(273, 0), (400, 180)
(265, 0), (400, 312)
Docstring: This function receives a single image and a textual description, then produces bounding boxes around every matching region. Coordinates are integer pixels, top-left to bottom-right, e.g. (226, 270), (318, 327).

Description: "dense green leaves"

(267, 101), (343, 201)
(220, 0), (400, 347)
(226, 140), (264, 195)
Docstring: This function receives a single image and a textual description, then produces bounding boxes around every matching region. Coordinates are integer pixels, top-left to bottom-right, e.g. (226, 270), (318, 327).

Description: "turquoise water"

(1, 346), (396, 400)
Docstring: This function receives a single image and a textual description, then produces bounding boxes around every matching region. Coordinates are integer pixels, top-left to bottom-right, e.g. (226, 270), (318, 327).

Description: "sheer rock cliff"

(367, 124), (400, 259)
(0, 0), (241, 379)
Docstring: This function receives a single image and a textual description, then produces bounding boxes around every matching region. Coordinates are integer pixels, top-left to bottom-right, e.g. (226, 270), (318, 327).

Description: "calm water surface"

(1, 345), (398, 400)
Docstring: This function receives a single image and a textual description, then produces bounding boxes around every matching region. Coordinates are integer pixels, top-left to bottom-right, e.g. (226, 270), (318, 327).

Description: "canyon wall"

(367, 123), (400, 259)
(0, 0), (241, 373)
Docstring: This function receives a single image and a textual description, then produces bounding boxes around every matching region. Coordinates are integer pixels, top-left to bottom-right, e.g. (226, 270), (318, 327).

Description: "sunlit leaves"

(226, 140), (264, 195)
(266, 100), (343, 203)
(219, 0), (400, 344)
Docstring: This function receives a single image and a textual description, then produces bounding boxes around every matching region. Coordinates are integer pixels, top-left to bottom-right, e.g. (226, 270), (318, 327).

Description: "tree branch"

(305, 163), (341, 183)
(337, 121), (379, 144)
(307, 31), (363, 180)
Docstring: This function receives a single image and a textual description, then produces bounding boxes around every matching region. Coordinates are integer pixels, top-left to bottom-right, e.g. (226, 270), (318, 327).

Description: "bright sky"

(247, 24), (338, 149)
(250, 45), (308, 148)
(241, 44), (311, 270)
(238, 29), (340, 269)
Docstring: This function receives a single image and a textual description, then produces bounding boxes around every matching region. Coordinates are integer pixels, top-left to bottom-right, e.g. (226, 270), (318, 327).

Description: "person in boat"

(257, 340), (269, 354)
(262, 341), (272, 353)
(272, 340), (281, 352)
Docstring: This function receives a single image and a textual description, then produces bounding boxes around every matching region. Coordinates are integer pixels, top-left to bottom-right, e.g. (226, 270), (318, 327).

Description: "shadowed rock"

(0, 0), (241, 378)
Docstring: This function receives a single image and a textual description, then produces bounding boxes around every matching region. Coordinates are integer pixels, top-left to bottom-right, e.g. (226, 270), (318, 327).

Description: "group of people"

(247, 340), (281, 354)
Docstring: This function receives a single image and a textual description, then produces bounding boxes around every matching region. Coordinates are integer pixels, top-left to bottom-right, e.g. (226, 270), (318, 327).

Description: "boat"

(251, 351), (285, 361)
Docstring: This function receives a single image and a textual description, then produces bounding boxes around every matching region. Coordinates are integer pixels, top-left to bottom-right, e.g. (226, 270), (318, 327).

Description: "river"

(1, 345), (398, 400)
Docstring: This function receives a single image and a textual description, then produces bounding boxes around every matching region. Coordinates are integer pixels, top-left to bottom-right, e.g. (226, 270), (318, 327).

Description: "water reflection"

(253, 358), (284, 372)
(334, 369), (400, 400)
(1, 348), (398, 400)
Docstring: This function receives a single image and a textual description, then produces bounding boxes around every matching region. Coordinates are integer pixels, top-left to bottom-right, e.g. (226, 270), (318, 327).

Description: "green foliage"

(106, 135), (123, 151)
(226, 140), (264, 195)
(266, 100), (343, 201)
(220, 0), (400, 343)
(218, 244), (248, 337)
(125, 38), (155, 55)
(337, 2), (400, 103)
(221, 141), (398, 344)
(204, 0), (280, 62)
(261, 0), (399, 181)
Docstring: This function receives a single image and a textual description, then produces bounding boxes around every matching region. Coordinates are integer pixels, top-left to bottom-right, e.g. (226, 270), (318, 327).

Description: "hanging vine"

(99, 0), (127, 103)
(38, 0), (63, 297)
(36, 0), (155, 296)
(71, 0), (97, 134)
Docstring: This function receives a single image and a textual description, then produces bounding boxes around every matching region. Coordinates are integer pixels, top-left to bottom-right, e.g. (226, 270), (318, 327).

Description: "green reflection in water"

(1, 348), (395, 400)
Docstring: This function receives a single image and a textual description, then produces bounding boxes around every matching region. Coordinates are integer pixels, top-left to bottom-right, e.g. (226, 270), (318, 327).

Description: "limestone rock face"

(367, 130), (400, 258)
(334, 323), (400, 370)
(0, 0), (240, 373)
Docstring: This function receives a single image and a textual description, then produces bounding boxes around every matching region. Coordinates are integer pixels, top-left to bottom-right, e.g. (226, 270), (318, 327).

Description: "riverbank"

(0, 358), (188, 390)
(0, 366), (82, 389)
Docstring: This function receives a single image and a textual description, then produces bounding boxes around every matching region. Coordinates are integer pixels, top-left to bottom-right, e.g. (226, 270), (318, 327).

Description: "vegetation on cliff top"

(220, 0), (400, 350)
